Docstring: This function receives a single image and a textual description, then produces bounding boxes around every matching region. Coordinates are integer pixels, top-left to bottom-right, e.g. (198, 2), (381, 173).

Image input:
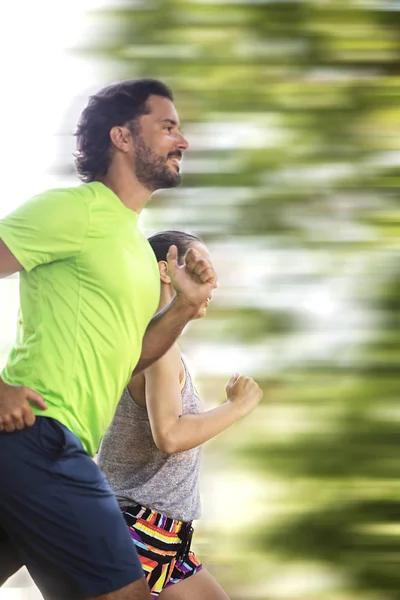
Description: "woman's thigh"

(159, 568), (230, 600)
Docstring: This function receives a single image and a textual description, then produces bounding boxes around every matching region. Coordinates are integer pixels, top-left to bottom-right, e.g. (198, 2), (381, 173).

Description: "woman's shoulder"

(129, 344), (186, 404)
(127, 372), (146, 408)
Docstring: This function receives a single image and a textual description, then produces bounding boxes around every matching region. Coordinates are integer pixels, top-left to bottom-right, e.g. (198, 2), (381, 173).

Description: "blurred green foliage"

(78, 1), (400, 598)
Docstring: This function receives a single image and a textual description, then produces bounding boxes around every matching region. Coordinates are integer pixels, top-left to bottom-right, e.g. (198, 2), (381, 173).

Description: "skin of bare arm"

(0, 239), (47, 431)
(0, 239), (23, 278)
(140, 344), (263, 455)
(132, 244), (217, 376)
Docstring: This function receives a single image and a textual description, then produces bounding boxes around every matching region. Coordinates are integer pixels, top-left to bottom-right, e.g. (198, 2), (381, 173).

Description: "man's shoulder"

(32, 182), (94, 204)
(16, 184), (93, 228)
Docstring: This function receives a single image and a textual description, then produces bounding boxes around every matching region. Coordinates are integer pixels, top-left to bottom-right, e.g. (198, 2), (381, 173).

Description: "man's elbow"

(132, 353), (162, 377)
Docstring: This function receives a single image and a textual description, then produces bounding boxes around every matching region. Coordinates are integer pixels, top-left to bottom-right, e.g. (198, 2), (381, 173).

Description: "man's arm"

(0, 239), (23, 278)
(133, 244), (217, 376)
(0, 189), (89, 430)
(0, 238), (47, 430)
(132, 296), (197, 375)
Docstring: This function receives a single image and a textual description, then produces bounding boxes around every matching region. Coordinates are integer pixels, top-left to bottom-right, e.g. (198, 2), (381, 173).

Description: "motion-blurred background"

(0, 1), (399, 598)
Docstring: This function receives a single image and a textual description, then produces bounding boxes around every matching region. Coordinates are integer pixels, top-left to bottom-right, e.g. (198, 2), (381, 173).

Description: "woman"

(98, 231), (263, 599)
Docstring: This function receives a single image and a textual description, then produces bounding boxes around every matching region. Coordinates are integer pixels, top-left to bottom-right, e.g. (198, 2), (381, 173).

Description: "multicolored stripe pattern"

(122, 505), (202, 598)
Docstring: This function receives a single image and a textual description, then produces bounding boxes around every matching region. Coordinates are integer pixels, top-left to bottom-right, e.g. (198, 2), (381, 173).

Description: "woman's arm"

(144, 348), (263, 455)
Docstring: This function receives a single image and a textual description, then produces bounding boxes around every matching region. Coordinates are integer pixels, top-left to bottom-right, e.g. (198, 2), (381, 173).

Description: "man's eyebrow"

(160, 118), (181, 128)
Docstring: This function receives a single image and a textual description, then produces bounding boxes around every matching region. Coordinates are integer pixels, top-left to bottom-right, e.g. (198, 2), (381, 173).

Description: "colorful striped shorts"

(122, 505), (203, 598)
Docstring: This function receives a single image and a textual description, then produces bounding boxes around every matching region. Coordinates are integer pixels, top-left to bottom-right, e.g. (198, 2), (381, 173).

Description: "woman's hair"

(75, 78), (173, 183)
(148, 230), (202, 264)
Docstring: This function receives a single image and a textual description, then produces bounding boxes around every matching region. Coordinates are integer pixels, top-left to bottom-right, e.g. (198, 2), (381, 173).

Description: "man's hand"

(0, 380), (47, 432)
(167, 245), (217, 311)
(132, 246), (217, 376)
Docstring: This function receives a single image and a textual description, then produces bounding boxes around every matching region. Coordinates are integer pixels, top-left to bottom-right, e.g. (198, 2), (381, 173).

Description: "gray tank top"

(98, 358), (202, 522)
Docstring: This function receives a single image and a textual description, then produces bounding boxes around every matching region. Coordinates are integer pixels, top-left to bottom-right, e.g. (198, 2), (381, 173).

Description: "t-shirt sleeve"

(0, 187), (89, 272)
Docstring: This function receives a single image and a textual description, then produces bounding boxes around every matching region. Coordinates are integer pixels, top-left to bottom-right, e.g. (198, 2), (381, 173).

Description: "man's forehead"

(146, 95), (180, 124)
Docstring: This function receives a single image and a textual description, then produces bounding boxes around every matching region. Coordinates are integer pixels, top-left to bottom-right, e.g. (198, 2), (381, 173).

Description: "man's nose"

(177, 132), (189, 151)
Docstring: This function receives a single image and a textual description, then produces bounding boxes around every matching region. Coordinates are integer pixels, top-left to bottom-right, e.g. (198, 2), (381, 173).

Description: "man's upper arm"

(0, 188), (89, 275)
(0, 239), (23, 278)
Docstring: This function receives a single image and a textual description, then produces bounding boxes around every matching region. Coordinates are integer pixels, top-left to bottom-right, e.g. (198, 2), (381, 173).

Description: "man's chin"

(162, 174), (182, 189)
(150, 170), (182, 191)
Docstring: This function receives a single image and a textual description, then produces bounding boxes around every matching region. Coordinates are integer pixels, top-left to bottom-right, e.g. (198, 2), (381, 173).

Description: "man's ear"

(159, 260), (171, 284)
(109, 125), (131, 152)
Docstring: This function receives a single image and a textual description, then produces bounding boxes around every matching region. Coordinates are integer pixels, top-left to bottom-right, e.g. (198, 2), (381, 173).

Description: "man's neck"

(98, 167), (153, 214)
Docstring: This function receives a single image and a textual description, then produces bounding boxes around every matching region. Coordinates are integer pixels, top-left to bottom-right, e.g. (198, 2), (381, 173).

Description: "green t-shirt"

(0, 182), (160, 456)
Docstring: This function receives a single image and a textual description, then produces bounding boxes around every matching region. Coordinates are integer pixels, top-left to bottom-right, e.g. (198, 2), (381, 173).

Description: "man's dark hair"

(148, 230), (201, 264)
(75, 79), (173, 183)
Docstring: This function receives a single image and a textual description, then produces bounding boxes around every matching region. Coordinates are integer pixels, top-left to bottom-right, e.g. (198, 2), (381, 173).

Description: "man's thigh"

(0, 418), (145, 599)
(0, 526), (24, 586)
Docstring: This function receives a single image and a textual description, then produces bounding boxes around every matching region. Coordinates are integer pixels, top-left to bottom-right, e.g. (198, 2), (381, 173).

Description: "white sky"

(0, 1), (103, 217)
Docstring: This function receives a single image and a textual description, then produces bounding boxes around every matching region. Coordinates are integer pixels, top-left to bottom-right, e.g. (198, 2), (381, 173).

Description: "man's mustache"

(167, 151), (183, 160)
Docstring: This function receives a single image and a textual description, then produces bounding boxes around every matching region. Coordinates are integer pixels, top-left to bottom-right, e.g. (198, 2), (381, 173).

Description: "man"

(0, 79), (217, 600)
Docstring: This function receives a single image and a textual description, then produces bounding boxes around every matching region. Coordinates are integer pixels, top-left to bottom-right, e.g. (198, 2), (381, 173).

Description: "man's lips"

(168, 157), (181, 169)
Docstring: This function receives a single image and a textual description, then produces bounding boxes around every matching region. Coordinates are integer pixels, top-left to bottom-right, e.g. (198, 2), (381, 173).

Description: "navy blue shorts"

(0, 417), (144, 599)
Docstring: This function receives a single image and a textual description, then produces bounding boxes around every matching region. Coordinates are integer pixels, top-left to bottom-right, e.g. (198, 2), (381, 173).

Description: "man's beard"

(134, 134), (182, 191)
